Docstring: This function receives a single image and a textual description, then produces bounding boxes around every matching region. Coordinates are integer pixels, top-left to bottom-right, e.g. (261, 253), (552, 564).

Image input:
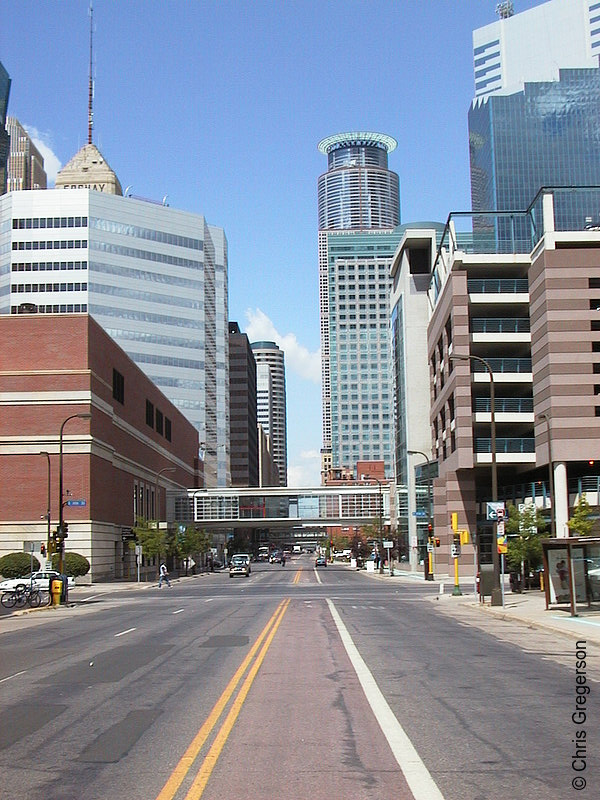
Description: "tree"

(360, 520), (385, 573)
(504, 503), (547, 587)
(51, 552), (90, 577)
(0, 552), (40, 578)
(133, 517), (168, 567)
(567, 493), (595, 537)
(177, 524), (211, 574)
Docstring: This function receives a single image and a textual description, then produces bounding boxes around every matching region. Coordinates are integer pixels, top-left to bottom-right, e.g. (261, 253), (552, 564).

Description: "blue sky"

(3, 0), (541, 485)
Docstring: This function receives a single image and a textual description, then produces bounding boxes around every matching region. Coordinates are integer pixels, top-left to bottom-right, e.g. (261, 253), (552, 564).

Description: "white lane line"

(205, 598), (214, 603)
(114, 627), (136, 638)
(314, 568), (322, 585)
(0, 670), (27, 684)
(81, 594), (102, 602)
(327, 599), (445, 800)
(172, 609), (185, 615)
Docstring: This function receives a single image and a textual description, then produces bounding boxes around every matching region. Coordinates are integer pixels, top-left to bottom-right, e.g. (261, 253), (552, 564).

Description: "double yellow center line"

(155, 597), (290, 800)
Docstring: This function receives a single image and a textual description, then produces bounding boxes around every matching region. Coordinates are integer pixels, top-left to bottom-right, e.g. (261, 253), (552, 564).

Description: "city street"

(1, 554), (598, 800)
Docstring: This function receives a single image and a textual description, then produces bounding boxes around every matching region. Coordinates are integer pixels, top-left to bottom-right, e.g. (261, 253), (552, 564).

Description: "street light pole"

(58, 412), (92, 574)
(39, 451), (51, 564)
(450, 354), (502, 606)
(408, 450), (433, 580)
(538, 413), (555, 537)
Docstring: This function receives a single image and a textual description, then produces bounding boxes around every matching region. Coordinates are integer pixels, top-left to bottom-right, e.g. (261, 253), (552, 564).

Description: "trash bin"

(479, 564), (495, 599)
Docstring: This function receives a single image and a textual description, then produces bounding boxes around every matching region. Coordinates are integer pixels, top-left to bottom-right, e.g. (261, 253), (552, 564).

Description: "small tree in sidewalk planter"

(505, 503), (547, 589)
(133, 517), (168, 577)
(176, 524), (211, 574)
(567, 493), (595, 537)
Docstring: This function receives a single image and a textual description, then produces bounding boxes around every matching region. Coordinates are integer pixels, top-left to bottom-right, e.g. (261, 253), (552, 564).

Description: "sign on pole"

(486, 501), (505, 521)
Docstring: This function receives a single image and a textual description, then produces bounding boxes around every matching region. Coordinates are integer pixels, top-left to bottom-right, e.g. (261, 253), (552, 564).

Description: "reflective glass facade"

(0, 189), (229, 486)
(470, 69), (600, 230)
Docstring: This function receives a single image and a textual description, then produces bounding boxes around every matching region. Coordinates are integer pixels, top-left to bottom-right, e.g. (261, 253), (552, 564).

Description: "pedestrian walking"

(158, 563), (171, 588)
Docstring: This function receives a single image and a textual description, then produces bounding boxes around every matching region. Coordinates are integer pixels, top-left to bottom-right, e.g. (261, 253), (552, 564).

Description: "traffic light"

(62, 523), (69, 539)
(434, 537), (441, 547)
(40, 544), (46, 556)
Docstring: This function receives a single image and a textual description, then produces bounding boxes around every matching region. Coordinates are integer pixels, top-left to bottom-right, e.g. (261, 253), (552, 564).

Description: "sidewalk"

(360, 566), (600, 646)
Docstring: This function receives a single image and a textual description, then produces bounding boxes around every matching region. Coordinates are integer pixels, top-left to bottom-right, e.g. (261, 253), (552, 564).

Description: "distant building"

(251, 341), (287, 486)
(0, 313), (200, 581)
(6, 117), (47, 191)
(0, 146), (229, 486)
(0, 62), (10, 197)
(229, 321), (258, 487)
(318, 132), (400, 478)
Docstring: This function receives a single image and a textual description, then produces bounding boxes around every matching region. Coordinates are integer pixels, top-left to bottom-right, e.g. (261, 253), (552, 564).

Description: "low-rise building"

(0, 313), (201, 581)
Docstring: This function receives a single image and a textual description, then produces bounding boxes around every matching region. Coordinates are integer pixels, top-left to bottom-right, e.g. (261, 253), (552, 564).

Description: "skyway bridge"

(168, 484), (391, 531)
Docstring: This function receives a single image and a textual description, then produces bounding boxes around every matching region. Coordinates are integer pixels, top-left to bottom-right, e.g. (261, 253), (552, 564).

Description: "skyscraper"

(469, 0), (600, 233)
(318, 132), (400, 477)
(473, 0), (599, 99)
(6, 117), (47, 191)
(0, 62), (11, 197)
(229, 321), (258, 487)
(251, 341), (287, 486)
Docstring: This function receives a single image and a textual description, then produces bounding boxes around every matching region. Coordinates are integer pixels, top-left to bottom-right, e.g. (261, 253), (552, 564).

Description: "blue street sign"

(66, 499), (86, 507)
(412, 510), (427, 517)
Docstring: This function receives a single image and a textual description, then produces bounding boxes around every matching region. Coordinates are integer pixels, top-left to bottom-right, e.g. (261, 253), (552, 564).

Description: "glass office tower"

(318, 132), (400, 478)
(470, 68), (600, 234)
(0, 188), (230, 486)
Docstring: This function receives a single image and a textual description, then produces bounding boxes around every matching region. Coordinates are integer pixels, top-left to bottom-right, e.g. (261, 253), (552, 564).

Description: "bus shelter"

(542, 537), (600, 617)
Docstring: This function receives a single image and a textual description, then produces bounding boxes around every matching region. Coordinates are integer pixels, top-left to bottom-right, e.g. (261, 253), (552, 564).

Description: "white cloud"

(244, 308), (320, 383)
(287, 449), (321, 487)
(23, 125), (62, 185)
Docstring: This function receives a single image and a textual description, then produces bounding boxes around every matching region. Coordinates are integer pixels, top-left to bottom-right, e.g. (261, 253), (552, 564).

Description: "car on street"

(315, 556), (327, 568)
(0, 570), (75, 591)
(229, 554), (251, 578)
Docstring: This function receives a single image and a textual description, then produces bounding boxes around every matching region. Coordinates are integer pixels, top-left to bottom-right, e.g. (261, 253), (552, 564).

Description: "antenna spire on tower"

(88, 1), (94, 144)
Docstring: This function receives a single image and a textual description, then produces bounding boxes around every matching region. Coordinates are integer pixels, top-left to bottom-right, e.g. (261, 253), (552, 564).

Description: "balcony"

(468, 278), (529, 294)
(475, 437), (536, 464)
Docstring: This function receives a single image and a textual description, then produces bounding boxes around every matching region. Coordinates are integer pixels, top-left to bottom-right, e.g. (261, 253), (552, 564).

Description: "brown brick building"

(0, 314), (201, 580)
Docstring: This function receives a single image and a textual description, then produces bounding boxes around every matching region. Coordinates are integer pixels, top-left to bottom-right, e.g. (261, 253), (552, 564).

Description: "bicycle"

(1, 584), (49, 609)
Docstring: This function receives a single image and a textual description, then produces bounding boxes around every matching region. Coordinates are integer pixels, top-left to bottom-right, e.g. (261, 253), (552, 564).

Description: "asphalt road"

(0, 555), (597, 800)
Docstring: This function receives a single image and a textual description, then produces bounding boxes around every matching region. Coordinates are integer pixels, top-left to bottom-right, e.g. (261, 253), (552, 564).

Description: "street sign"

(412, 510), (427, 517)
(66, 499), (86, 507)
(497, 521), (508, 554)
(486, 501), (505, 521)
(383, 540), (393, 549)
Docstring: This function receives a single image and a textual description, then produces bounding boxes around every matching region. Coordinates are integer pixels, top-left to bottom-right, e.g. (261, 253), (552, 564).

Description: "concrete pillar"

(542, 191), (555, 233)
(554, 461), (569, 538)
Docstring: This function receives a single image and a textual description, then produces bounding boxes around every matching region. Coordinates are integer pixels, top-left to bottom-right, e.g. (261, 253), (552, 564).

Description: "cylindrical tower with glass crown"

(318, 132), (400, 481)
(317, 132), (400, 231)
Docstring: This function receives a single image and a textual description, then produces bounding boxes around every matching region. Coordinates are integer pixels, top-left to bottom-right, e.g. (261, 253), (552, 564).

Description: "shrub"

(51, 552), (90, 577)
(0, 552), (40, 578)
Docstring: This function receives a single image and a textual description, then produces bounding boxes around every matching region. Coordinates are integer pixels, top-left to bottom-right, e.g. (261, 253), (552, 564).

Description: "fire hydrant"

(51, 579), (62, 607)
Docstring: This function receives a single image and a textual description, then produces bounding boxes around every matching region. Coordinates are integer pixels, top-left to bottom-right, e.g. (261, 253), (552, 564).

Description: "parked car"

(0, 570), (75, 591)
(229, 554), (251, 578)
(315, 556), (327, 568)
